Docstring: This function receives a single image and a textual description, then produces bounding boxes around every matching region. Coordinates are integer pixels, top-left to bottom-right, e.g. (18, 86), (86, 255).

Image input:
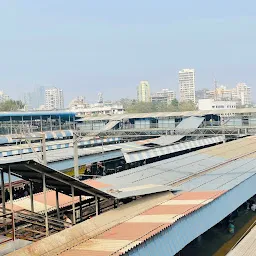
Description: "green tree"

(171, 98), (179, 107)
(0, 100), (25, 111)
(118, 98), (135, 109)
(124, 99), (197, 113)
(178, 100), (197, 111)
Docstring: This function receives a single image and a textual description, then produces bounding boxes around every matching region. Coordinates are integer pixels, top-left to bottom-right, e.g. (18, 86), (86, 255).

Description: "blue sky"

(0, 1), (255, 104)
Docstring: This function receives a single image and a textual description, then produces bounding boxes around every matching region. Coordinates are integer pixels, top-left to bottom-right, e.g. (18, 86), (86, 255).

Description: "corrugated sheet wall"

(158, 118), (175, 129)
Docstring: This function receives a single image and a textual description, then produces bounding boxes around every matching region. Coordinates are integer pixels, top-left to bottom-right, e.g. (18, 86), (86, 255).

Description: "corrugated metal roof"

(54, 191), (225, 256)
(0, 130), (73, 145)
(7, 192), (174, 256)
(175, 116), (204, 130)
(49, 150), (123, 171)
(176, 156), (256, 191)
(81, 136), (256, 199)
(123, 136), (223, 163)
(123, 171), (256, 256)
(226, 225), (256, 256)
(5, 190), (89, 213)
(0, 110), (76, 117)
(0, 137), (121, 157)
(10, 139), (256, 256)
(0, 160), (113, 198)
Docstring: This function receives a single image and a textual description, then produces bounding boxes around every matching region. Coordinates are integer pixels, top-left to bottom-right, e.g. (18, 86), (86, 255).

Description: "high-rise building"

(151, 89), (176, 104)
(137, 81), (151, 102)
(204, 83), (252, 106)
(235, 83), (252, 106)
(22, 86), (45, 109)
(34, 86), (46, 108)
(45, 87), (64, 110)
(179, 69), (196, 103)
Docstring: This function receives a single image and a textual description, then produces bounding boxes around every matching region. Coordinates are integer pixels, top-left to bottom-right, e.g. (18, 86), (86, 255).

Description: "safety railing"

(0, 206), (71, 243)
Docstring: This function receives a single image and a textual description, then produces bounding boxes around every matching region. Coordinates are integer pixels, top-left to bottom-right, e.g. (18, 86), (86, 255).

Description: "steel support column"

(8, 166), (15, 240)
(73, 133), (79, 179)
(68, 115), (71, 130)
(59, 115), (62, 130)
(21, 116), (24, 133)
(1, 170), (6, 214)
(42, 134), (47, 165)
(73, 116), (76, 130)
(95, 196), (99, 216)
(30, 181), (34, 212)
(79, 195), (83, 222)
(30, 116), (33, 132)
(56, 190), (60, 220)
(71, 186), (76, 224)
(40, 116), (43, 132)
(10, 116), (12, 135)
(43, 173), (49, 236)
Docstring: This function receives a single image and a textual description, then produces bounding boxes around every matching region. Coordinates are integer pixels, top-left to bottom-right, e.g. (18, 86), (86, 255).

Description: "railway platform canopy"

(9, 135), (256, 256)
(0, 160), (112, 199)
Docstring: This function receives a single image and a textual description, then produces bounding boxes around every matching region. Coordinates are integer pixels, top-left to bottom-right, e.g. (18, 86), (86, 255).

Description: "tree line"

(119, 98), (197, 113)
(0, 100), (24, 111)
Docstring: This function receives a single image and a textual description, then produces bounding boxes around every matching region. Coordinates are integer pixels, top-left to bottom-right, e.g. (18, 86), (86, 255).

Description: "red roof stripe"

(141, 204), (203, 215)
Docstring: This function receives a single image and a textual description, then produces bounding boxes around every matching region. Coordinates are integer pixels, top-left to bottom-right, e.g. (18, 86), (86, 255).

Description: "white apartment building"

(71, 103), (124, 116)
(137, 81), (151, 102)
(198, 99), (236, 111)
(151, 89), (176, 104)
(179, 69), (196, 103)
(235, 83), (252, 106)
(202, 83), (252, 106)
(45, 87), (64, 110)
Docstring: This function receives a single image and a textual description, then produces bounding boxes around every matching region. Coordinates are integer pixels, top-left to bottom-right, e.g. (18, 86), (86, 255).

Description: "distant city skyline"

(0, 1), (256, 104)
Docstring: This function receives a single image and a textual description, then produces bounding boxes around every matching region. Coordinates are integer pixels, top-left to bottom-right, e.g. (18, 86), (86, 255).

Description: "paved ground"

(180, 209), (256, 256)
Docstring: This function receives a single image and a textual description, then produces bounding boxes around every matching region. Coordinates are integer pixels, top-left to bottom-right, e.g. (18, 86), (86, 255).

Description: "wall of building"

(158, 118), (176, 128)
(199, 99), (236, 111)
(134, 119), (151, 129)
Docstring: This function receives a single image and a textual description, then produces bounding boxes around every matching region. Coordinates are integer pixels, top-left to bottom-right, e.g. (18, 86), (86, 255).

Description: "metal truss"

(80, 126), (256, 138)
